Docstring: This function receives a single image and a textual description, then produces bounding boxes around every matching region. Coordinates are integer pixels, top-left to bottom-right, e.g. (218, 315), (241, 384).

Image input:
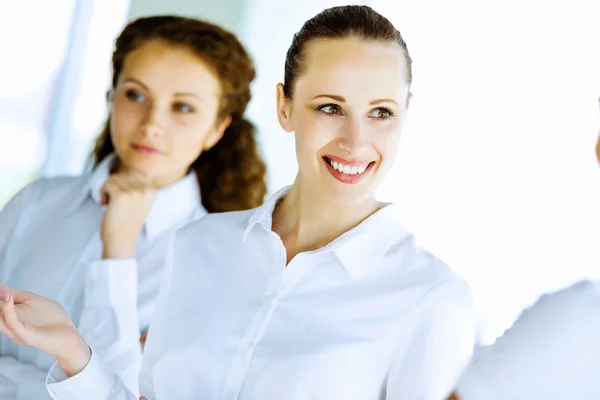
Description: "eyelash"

(173, 102), (195, 114)
(125, 89), (144, 102)
(124, 89), (195, 114)
(316, 103), (395, 121)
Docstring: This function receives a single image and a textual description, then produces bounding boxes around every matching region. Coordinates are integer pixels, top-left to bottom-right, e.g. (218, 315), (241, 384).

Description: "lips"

(132, 143), (160, 155)
(323, 155), (376, 184)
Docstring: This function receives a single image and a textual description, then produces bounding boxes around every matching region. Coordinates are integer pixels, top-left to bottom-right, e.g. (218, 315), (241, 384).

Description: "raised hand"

(0, 285), (91, 376)
(100, 171), (157, 259)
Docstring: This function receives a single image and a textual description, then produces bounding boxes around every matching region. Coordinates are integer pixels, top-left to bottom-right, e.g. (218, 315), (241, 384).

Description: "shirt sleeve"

(386, 279), (476, 400)
(0, 356), (54, 399)
(0, 182), (35, 271)
(75, 258), (142, 396)
(455, 280), (600, 400)
(0, 183), (49, 399)
(46, 348), (136, 400)
(45, 237), (178, 400)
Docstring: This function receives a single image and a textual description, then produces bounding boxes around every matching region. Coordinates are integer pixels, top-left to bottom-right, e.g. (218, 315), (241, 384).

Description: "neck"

(272, 175), (380, 264)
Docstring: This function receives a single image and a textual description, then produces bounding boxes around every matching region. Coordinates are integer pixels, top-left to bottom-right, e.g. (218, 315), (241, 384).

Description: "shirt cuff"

(46, 349), (115, 400)
(84, 259), (138, 308)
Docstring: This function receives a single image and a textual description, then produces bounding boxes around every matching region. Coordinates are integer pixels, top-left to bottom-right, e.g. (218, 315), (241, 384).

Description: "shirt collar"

(243, 186), (408, 280)
(88, 153), (118, 205)
(62, 154), (117, 214)
(144, 172), (204, 239)
(243, 185), (291, 242)
(70, 153), (204, 239)
(332, 204), (408, 279)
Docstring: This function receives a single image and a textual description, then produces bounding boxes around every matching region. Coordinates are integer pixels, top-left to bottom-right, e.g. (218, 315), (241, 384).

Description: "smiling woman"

(0, 6), (474, 400)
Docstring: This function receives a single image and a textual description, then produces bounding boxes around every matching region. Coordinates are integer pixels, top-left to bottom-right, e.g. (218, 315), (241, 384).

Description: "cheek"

(294, 112), (339, 153)
(110, 107), (138, 146)
(370, 122), (402, 160)
(169, 128), (208, 165)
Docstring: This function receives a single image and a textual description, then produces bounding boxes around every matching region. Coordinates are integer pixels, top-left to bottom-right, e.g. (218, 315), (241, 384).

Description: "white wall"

(128, 0), (247, 35)
(370, 0), (600, 343)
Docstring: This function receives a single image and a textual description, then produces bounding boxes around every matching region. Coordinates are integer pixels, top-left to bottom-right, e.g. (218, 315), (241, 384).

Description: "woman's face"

(110, 39), (231, 187)
(277, 37), (412, 206)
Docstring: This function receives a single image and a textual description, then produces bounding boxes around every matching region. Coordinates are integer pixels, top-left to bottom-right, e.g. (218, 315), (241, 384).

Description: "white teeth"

(327, 158), (370, 176)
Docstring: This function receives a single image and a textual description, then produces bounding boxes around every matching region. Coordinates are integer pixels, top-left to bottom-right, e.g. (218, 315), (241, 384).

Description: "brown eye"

(368, 107), (394, 120)
(125, 89), (145, 103)
(173, 102), (195, 113)
(378, 109), (390, 119)
(318, 104), (342, 116)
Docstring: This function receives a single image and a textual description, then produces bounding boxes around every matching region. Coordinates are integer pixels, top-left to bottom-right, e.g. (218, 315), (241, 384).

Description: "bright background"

(1, 0), (599, 344)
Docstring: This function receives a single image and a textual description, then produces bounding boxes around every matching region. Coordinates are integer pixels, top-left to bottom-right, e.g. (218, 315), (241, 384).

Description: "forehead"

(294, 37), (410, 103)
(121, 40), (221, 94)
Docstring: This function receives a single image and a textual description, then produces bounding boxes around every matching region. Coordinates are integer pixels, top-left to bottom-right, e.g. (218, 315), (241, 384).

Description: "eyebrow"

(312, 94), (398, 106)
(124, 78), (203, 100)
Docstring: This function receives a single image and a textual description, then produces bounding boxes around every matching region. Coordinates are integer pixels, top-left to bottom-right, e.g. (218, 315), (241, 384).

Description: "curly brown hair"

(92, 16), (266, 212)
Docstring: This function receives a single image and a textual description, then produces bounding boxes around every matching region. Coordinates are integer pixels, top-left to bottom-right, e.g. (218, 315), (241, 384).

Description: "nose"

(337, 119), (369, 155)
(140, 103), (166, 138)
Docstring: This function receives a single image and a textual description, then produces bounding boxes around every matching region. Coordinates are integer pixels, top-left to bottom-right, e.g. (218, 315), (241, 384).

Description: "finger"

(100, 178), (124, 206)
(0, 285), (28, 304)
(0, 313), (22, 344)
(1, 292), (29, 341)
(0, 305), (22, 344)
(140, 397), (148, 400)
(112, 171), (152, 190)
(122, 168), (151, 184)
(104, 175), (144, 198)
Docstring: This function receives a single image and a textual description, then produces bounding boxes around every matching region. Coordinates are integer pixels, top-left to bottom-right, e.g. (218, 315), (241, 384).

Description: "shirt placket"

(219, 234), (287, 400)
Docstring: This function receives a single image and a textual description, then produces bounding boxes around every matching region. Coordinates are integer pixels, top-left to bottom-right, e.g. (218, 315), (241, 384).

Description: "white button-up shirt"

(0, 154), (205, 399)
(47, 187), (476, 400)
(455, 280), (600, 400)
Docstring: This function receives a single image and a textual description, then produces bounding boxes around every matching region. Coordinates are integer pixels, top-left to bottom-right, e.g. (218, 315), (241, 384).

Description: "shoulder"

(26, 175), (87, 196)
(381, 231), (474, 320)
(173, 208), (256, 250)
(390, 233), (471, 303)
(518, 280), (600, 325)
(2, 175), (87, 214)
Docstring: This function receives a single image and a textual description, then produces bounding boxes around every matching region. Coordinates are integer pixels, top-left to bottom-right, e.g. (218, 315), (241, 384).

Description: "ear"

(406, 92), (413, 109)
(276, 83), (293, 133)
(204, 115), (232, 151)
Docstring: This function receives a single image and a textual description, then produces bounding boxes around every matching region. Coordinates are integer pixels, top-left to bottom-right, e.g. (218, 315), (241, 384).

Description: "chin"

(321, 183), (376, 207)
(123, 159), (157, 177)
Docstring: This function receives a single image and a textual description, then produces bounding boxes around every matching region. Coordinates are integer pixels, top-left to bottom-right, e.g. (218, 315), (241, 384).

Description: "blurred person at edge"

(449, 100), (600, 400)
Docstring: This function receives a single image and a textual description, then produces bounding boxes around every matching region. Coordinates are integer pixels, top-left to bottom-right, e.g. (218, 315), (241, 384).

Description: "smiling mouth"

(323, 156), (375, 176)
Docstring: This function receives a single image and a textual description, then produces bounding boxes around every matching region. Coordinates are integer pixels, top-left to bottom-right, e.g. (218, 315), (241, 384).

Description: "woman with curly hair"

(0, 15), (266, 399)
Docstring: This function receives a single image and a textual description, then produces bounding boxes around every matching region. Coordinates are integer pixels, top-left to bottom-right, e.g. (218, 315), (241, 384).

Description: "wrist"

(102, 242), (137, 259)
(57, 337), (91, 377)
